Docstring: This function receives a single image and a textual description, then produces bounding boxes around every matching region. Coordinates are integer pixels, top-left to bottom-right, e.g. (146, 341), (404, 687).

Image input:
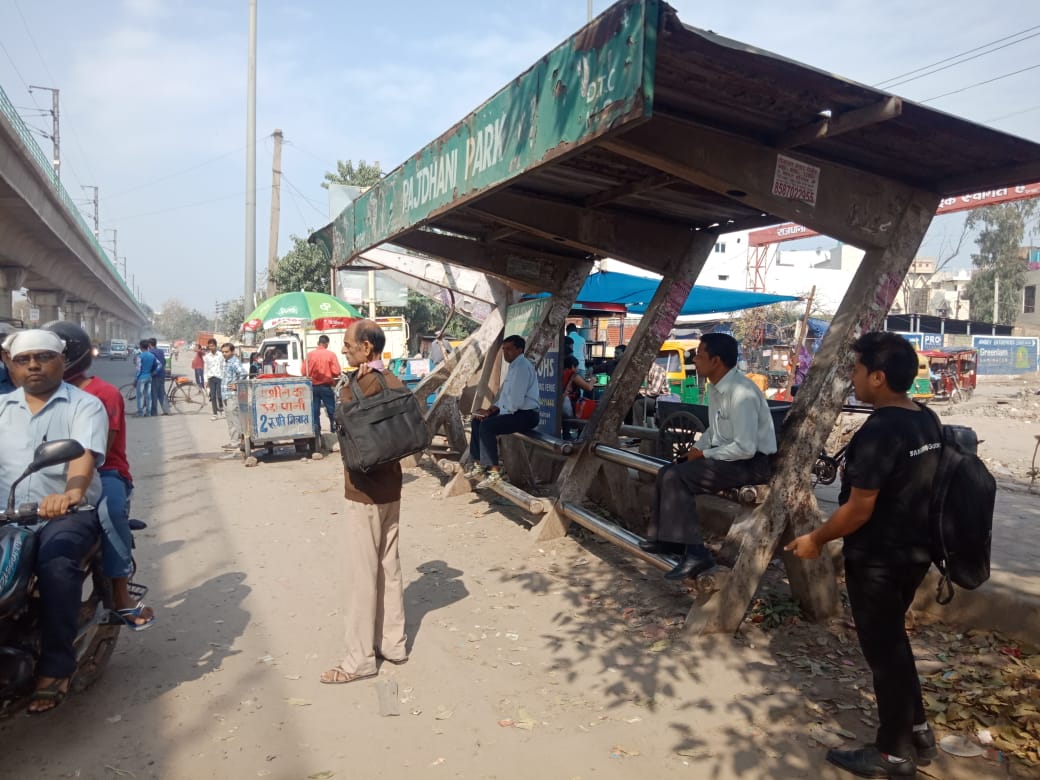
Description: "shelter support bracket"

(535, 232), (718, 541)
(600, 116), (920, 251)
(688, 188), (942, 636)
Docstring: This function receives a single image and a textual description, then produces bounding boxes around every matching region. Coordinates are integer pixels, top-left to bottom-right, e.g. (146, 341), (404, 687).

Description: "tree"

(965, 202), (1038, 324)
(153, 299), (211, 341)
(216, 298), (246, 336)
(270, 235), (330, 294)
(896, 220), (970, 315)
(322, 159), (383, 190)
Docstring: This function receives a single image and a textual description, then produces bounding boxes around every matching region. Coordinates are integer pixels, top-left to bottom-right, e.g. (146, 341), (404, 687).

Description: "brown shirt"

(339, 369), (404, 505)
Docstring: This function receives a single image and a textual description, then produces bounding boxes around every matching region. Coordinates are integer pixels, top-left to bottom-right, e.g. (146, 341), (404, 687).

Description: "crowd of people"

(0, 322), (945, 777)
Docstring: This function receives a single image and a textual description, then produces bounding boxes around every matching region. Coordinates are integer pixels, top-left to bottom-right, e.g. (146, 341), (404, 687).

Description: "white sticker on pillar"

(772, 154), (820, 206)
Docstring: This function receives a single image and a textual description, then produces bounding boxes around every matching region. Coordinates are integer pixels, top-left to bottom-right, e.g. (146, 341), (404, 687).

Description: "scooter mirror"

(5, 439), (86, 514)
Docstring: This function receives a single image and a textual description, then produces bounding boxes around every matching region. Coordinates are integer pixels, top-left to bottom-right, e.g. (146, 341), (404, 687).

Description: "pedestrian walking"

(786, 332), (941, 778)
(191, 345), (205, 389)
(303, 334), (341, 438)
(202, 338), (224, 419)
(321, 319), (408, 685)
(220, 343), (248, 451)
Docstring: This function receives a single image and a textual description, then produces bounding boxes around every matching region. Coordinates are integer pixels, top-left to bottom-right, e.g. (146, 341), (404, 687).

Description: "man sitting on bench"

(639, 333), (777, 580)
(466, 334), (540, 489)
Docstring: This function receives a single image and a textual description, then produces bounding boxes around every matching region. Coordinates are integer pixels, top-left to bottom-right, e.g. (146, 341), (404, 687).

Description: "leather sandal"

(319, 666), (376, 685)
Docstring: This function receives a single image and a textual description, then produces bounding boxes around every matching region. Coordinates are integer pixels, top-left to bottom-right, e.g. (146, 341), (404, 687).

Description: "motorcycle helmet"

(42, 320), (93, 380)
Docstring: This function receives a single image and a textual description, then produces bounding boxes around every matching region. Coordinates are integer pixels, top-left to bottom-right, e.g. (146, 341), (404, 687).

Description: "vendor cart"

(238, 376), (317, 461)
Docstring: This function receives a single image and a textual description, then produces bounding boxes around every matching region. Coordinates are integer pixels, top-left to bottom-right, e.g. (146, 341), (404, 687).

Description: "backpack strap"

(916, 401), (958, 605)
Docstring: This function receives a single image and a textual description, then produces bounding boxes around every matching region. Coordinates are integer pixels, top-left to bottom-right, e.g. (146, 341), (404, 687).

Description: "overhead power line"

(108, 185), (272, 222)
(984, 102), (1040, 123)
(874, 23), (1040, 87)
(104, 141), (254, 200)
(921, 61), (1040, 103)
(877, 29), (1040, 90)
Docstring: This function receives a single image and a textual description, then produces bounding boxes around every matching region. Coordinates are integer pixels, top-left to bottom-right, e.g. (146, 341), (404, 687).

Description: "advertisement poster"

(972, 336), (1039, 375)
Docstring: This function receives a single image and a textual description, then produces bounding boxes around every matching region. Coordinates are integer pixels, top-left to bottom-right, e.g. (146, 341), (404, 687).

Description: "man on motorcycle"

(44, 321), (156, 632)
(0, 329), (108, 713)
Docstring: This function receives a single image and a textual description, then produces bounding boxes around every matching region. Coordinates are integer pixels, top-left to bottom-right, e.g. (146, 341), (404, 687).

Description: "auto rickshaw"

(655, 339), (704, 404)
(909, 347), (934, 403)
(921, 348), (978, 403)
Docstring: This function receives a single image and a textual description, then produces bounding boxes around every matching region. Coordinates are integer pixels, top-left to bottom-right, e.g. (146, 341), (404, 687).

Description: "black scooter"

(0, 439), (147, 716)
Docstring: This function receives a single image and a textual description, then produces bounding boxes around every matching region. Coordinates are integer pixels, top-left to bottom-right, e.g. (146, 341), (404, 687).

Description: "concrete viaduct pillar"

(0, 267), (27, 321)
(27, 290), (67, 326)
(83, 305), (99, 341)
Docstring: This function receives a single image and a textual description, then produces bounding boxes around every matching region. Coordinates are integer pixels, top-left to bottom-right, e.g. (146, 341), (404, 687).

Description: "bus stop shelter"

(312, 0), (1040, 634)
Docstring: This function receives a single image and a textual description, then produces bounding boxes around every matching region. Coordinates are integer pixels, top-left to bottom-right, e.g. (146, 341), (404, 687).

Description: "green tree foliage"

(217, 298), (246, 336)
(322, 159), (383, 190)
(965, 202), (1038, 324)
(270, 235), (330, 294)
(153, 299), (211, 341)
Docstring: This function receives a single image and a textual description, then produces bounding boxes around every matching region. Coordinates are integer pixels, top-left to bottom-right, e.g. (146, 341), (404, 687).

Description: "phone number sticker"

(772, 154), (820, 206)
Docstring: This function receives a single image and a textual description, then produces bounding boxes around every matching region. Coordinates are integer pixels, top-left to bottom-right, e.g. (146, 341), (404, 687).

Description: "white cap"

(2, 329), (66, 358)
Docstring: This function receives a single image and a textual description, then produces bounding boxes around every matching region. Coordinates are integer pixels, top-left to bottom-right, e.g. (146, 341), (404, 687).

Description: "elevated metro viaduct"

(0, 84), (148, 339)
(313, 0), (1040, 634)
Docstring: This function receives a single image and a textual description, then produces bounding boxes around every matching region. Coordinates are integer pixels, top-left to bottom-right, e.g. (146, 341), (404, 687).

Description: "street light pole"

(244, 0), (258, 312)
(81, 186), (99, 237)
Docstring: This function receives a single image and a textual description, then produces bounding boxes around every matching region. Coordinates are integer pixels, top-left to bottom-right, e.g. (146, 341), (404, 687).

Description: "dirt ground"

(1, 363), (1037, 779)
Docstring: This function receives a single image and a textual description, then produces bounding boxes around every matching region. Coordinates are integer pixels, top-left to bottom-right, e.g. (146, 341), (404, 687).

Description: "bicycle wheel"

(120, 382), (137, 403)
(169, 382), (206, 413)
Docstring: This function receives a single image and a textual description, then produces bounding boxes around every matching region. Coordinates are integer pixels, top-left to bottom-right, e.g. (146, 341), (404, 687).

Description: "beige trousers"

(340, 499), (407, 675)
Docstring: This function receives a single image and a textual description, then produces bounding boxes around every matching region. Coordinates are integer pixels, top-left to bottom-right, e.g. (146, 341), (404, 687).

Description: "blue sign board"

(893, 332), (922, 349)
(534, 344), (560, 436)
(921, 333), (944, 350)
(972, 336), (1039, 375)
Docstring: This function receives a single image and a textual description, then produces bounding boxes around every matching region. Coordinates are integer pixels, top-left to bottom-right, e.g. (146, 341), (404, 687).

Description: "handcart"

(238, 376), (316, 461)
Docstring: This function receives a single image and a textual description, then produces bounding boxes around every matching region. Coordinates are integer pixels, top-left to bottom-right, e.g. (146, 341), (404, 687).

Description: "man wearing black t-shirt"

(787, 332), (941, 778)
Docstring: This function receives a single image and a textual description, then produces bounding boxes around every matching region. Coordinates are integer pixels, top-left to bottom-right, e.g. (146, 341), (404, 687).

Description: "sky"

(1, 0), (1038, 314)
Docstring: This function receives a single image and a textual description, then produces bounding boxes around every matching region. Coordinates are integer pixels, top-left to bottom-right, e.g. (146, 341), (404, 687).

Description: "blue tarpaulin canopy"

(577, 271), (798, 315)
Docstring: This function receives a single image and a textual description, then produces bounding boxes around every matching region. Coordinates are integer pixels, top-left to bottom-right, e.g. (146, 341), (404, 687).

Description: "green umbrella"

(242, 291), (362, 332)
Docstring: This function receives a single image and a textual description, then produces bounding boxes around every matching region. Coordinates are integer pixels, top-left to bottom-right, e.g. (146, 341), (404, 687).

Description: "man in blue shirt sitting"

(467, 334), (540, 489)
(0, 329), (109, 713)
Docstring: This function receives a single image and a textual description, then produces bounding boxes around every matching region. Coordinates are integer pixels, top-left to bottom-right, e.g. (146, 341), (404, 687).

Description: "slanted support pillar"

(690, 188), (942, 635)
(535, 231), (718, 541)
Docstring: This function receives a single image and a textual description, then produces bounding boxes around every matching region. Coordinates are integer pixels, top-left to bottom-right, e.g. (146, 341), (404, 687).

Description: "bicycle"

(119, 374), (207, 414)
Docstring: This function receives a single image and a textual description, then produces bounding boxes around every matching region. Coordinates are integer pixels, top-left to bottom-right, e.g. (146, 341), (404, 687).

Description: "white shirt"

(496, 354), (539, 415)
(203, 350), (224, 380)
(698, 368), (778, 461)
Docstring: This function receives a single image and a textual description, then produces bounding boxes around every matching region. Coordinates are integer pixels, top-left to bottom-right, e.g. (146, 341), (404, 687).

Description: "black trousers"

(208, 377), (224, 413)
(845, 558), (931, 759)
(470, 409), (539, 467)
(648, 453), (771, 545)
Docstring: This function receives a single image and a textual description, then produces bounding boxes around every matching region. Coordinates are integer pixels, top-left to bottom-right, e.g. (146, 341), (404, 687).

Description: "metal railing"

(0, 83), (142, 311)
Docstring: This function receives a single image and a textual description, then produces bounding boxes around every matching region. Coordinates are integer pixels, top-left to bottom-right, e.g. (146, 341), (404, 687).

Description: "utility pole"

(81, 186), (99, 237)
(588, 0), (593, 22)
(28, 85), (60, 180)
(244, 0), (258, 312)
(266, 128), (283, 297)
(993, 272), (1000, 330)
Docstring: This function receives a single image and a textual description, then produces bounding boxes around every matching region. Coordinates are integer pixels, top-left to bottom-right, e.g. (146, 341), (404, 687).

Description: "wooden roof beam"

(582, 171), (678, 208)
(775, 97), (902, 150)
(466, 190), (707, 274)
(600, 116), (926, 251)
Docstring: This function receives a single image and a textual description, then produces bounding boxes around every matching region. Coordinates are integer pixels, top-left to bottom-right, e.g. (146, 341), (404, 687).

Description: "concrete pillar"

(27, 290), (68, 325)
(0, 267), (27, 321)
(67, 300), (88, 331)
(83, 305), (99, 340)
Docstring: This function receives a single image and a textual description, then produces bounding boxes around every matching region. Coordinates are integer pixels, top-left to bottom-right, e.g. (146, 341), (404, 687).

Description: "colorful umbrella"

(242, 291), (362, 332)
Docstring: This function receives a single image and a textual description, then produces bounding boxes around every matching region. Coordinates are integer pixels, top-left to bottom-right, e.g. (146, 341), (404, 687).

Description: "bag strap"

(346, 368), (390, 404)
(917, 401), (959, 605)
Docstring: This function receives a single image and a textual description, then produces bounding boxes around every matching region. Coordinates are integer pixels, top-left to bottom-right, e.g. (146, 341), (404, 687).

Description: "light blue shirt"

(221, 355), (248, 399)
(698, 368), (777, 461)
(496, 354), (539, 415)
(0, 383), (109, 508)
(569, 330), (587, 373)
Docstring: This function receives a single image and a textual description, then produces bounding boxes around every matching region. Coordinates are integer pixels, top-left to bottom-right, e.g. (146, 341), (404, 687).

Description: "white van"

(109, 339), (128, 360)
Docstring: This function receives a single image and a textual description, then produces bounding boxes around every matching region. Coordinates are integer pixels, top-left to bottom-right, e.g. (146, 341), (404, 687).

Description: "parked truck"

(253, 317), (410, 377)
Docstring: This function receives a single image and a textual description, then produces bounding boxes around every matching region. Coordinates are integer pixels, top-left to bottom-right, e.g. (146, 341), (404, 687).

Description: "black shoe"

(912, 727), (937, 763)
(663, 549), (716, 581)
(826, 746), (916, 778)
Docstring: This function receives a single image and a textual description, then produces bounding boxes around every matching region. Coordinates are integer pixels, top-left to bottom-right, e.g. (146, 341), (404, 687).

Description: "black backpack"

(335, 371), (431, 473)
(921, 405), (995, 604)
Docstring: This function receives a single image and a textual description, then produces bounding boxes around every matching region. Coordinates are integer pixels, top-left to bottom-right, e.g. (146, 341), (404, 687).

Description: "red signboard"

(748, 182), (1040, 246)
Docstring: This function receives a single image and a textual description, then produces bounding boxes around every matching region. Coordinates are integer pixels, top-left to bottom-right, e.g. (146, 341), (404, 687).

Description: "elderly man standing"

(640, 333), (777, 580)
(321, 319), (409, 685)
(0, 329), (108, 713)
(466, 334), (540, 489)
